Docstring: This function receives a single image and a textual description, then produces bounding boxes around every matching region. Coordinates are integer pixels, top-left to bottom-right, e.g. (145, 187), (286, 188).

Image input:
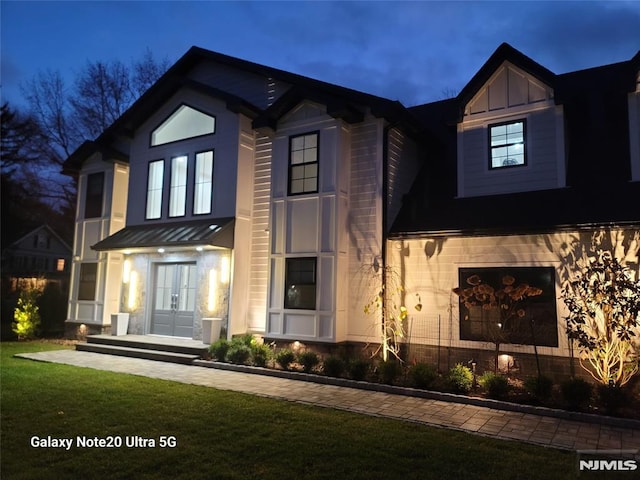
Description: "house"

(63, 44), (639, 376)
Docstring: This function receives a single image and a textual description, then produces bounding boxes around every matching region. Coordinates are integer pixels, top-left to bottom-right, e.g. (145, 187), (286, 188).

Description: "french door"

(151, 263), (197, 337)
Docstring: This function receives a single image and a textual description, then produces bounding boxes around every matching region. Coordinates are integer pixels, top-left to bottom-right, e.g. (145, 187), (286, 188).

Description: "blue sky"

(2, 1), (640, 110)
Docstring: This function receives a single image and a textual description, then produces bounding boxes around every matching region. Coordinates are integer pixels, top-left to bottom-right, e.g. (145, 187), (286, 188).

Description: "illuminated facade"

(63, 44), (639, 373)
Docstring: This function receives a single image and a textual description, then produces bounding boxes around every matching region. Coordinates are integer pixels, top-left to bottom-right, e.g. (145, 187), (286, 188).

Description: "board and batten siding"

(458, 61), (566, 198)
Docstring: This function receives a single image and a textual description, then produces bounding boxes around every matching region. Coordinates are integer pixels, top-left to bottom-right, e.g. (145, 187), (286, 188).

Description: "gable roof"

(393, 44), (640, 237)
(63, 46), (421, 172)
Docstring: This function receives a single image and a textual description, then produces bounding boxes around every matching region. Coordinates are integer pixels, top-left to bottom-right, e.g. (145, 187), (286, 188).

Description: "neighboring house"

(2, 224), (72, 292)
(63, 43), (639, 376)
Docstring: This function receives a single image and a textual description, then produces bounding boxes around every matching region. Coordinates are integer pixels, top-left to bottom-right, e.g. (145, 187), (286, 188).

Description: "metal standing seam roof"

(91, 218), (235, 251)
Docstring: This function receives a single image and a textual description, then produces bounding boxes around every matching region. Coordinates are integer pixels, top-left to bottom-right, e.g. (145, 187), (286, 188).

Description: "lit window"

(289, 133), (318, 195)
(146, 160), (164, 219)
(151, 105), (215, 146)
(194, 151), (214, 215)
(56, 259), (65, 272)
(169, 155), (188, 217)
(489, 120), (526, 169)
(284, 258), (317, 310)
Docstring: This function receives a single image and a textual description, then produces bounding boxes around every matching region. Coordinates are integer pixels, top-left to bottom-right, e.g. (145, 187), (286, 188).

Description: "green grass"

(1, 341), (578, 480)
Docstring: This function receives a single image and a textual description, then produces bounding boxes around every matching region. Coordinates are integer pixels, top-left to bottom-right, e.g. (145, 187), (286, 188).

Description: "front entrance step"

(75, 334), (209, 365)
(76, 342), (201, 365)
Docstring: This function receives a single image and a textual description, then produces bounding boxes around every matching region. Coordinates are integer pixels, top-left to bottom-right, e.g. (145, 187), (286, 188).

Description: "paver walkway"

(17, 349), (640, 452)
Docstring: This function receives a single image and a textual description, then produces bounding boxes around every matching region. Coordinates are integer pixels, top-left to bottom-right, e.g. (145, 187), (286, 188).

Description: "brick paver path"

(17, 350), (640, 452)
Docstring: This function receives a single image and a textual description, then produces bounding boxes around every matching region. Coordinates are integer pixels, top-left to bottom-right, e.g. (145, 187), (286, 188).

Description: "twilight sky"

(2, 0), (640, 111)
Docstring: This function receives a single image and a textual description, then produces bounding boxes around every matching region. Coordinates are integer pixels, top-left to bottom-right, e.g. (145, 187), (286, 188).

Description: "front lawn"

(1, 341), (577, 479)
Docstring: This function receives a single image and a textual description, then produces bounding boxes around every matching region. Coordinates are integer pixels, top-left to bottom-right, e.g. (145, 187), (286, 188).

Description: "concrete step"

(85, 334), (208, 356)
(76, 342), (201, 365)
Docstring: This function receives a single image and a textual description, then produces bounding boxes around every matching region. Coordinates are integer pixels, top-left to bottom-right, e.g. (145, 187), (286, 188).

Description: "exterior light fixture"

(220, 256), (230, 284)
(127, 271), (138, 310)
(208, 268), (218, 312)
(158, 248), (165, 254)
(196, 246), (204, 252)
(123, 259), (131, 284)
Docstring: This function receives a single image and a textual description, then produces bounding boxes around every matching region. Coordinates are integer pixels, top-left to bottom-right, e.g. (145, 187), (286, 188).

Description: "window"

(194, 151), (214, 215)
(169, 155), (188, 217)
(457, 266), (558, 347)
(56, 259), (66, 272)
(151, 105), (215, 146)
(146, 160), (164, 219)
(289, 132), (318, 195)
(489, 120), (526, 169)
(284, 257), (317, 309)
(85, 172), (104, 218)
(78, 263), (98, 301)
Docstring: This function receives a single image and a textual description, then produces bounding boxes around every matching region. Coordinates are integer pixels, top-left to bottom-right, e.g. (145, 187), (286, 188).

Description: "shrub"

(524, 375), (554, 402)
(408, 363), (437, 389)
(560, 377), (592, 411)
(597, 383), (627, 415)
(378, 360), (402, 385)
(348, 358), (371, 381)
(227, 343), (252, 365)
(298, 351), (320, 373)
(479, 372), (510, 400)
(447, 364), (473, 394)
(276, 349), (296, 370)
(250, 342), (272, 367)
(12, 288), (41, 340)
(208, 339), (229, 362)
(322, 355), (345, 377)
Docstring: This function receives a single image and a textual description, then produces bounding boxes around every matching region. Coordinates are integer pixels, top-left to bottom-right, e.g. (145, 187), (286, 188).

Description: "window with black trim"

(289, 132), (318, 195)
(169, 155), (188, 217)
(284, 257), (317, 309)
(193, 150), (214, 215)
(78, 263), (98, 301)
(457, 266), (558, 347)
(151, 105), (215, 147)
(489, 120), (526, 169)
(85, 172), (104, 218)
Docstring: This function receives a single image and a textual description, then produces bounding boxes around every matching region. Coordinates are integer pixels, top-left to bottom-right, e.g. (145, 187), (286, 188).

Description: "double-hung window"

(146, 160), (164, 220)
(169, 155), (188, 217)
(289, 132), (318, 195)
(284, 257), (317, 309)
(85, 172), (104, 218)
(489, 120), (526, 169)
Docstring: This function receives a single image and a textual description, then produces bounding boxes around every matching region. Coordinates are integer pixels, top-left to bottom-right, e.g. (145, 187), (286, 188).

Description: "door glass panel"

(178, 264), (197, 311)
(155, 265), (173, 310)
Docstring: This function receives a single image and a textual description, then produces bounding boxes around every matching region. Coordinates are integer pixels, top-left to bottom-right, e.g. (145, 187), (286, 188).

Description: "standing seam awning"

(91, 218), (235, 251)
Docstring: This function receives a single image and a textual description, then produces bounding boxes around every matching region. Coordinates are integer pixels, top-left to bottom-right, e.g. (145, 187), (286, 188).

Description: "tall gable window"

(146, 160), (164, 220)
(169, 155), (188, 217)
(194, 151), (214, 215)
(289, 132), (318, 195)
(85, 172), (104, 218)
(151, 105), (215, 147)
(489, 120), (526, 169)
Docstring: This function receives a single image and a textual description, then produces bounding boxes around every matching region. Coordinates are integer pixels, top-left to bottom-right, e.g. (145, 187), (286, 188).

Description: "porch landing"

(76, 334), (209, 365)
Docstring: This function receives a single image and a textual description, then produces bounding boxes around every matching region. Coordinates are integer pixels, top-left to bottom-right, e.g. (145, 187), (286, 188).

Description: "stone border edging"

(192, 359), (640, 430)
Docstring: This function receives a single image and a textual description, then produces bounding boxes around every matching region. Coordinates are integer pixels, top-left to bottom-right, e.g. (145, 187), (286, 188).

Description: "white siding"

(387, 227), (640, 359)
(386, 127), (420, 230)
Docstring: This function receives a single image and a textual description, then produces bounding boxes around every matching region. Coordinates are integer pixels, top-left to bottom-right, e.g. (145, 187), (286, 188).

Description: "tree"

(562, 251), (640, 387)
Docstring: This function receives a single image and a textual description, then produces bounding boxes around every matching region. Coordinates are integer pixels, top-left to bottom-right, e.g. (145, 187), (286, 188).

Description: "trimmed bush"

(276, 349), (296, 370)
(409, 363), (437, 389)
(227, 343), (252, 365)
(250, 342), (272, 367)
(322, 355), (345, 378)
(447, 364), (473, 394)
(560, 377), (592, 411)
(378, 360), (402, 385)
(298, 351), (320, 373)
(208, 339), (230, 362)
(524, 375), (554, 402)
(479, 372), (510, 400)
(348, 359), (371, 381)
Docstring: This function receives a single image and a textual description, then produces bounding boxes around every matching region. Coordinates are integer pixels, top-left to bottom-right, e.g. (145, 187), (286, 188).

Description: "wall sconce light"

(127, 271), (138, 310)
(220, 257), (230, 284)
(208, 268), (218, 312)
(123, 259), (131, 284)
